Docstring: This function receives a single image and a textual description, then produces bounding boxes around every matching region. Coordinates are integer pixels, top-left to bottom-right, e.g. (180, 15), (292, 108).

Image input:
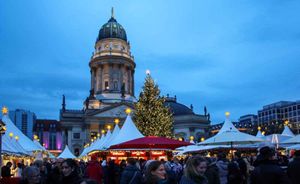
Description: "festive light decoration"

(114, 118), (120, 124)
(190, 136), (194, 141)
(200, 137), (205, 142)
(2, 106), (8, 115)
(101, 129), (105, 134)
(225, 112), (230, 117)
(15, 136), (19, 141)
(9, 132), (13, 138)
(134, 74), (173, 137)
(107, 125), (111, 130)
(34, 135), (38, 140)
(284, 120), (289, 125)
(125, 108), (131, 115)
(258, 126), (261, 131)
(262, 131), (266, 135)
(97, 133), (100, 137)
(178, 138), (183, 141)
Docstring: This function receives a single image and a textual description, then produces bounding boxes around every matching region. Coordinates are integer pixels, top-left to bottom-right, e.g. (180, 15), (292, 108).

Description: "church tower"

(88, 8), (135, 107)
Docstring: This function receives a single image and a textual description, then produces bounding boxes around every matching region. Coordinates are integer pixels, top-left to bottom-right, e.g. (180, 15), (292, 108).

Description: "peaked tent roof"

(58, 145), (76, 159)
(109, 115), (144, 146)
(256, 130), (265, 138)
(281, 125), (295, 137)
(102, 124), (121, 149)
(2, 115), (41, 152)
(89, 130), (113, 153)
(199, 116), (263, 146)
(218, 118), (239, 134)
(33, 140), (47, 151)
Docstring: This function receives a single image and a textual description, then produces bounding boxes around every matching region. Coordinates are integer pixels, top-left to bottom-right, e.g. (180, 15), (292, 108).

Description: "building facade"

(33, 119), (63, 154)
(60, 10), (210, 156)
(9, 109), (36, 139)
(164, 96), (210, 142)
(258, 101), (300, 134)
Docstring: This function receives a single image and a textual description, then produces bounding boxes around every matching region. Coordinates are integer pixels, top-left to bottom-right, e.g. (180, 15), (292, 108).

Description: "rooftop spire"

(111, 7), (114, 18)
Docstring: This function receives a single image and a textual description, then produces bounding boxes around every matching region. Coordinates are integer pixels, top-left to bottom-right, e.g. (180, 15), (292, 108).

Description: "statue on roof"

(204, 106), (207, 116)
(62, 95), (66, 111)
(207, 113), (210, 121)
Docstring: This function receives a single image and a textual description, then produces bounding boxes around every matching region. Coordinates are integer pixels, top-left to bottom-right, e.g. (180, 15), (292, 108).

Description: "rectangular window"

(73, 133), (80, 139)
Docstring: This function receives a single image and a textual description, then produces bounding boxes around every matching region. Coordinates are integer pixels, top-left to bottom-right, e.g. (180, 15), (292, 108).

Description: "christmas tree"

(134, 73), (173, 137)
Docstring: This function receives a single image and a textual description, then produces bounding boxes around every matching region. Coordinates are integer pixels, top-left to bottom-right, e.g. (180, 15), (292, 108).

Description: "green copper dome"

(96, 16), (127, 42)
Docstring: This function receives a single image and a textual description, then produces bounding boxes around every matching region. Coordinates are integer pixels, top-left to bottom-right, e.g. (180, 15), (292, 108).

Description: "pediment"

(92, 104), (133, 118)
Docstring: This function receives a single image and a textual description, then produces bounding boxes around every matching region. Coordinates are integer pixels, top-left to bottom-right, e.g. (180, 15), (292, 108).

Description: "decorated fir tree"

(134, 73), (173, 137)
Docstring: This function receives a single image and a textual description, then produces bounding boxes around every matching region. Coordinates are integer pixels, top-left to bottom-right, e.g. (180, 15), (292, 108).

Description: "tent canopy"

(109, 115), (144, 146)
(58, 145), (76, 159)
(199, 116), (263, 146)
(2, 115), (41, 152)
(110, 136), (192, 150)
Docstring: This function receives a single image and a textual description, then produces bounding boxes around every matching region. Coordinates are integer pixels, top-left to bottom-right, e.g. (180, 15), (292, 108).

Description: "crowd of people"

(1, 146), (300, 184)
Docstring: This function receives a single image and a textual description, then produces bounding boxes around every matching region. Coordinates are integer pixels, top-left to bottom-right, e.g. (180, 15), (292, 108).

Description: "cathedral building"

(60, 10), (210, 156)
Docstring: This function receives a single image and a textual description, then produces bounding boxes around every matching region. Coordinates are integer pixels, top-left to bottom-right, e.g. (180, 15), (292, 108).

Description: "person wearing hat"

(287, 150), (300, 184)
(250, 146), (290, 184)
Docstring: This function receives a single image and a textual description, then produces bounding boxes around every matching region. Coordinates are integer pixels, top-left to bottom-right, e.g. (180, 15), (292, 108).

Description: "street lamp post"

(0, 119), (7, 176)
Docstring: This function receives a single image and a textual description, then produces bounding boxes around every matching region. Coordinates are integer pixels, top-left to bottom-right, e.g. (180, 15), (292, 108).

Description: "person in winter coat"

(60, 159), (82, 184)
(205, 157), (220, 184)
(120, 158), (143, 184)
(101, 160), (109, 184)
(216, 153), (229, 184)
(85, 156), (103, 184)
(107, 160), (120, 184)
(143, 160), (168, 184)
(1, 161), (13, 178)
(19, 166), (41, 184)
(287, 150), (300, 184)
(250, 146), (290, 184)
(179, 156), (208, 184)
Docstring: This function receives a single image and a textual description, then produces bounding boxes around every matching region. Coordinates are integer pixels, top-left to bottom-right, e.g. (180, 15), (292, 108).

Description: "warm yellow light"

(201, 137), (205, 142)
(15, 136), (19, 141)
(37, 139), (40, 142)
(9, 132), (13, 138)
(107, 125), (111, 130)
(34, 135), (38, 140)
(178, 138), (183, 141)
(125, 108), (131, 114)
(97, 133), (100, 137)
(2, 107), (8, 115)
(101, 129), (105, 134)
(91, 139), (94, 142)
(190, 136), (194, 140)
(284, 120), (289, 126)
(258, 126), (261, 131)
(114, 118), (120, 124)
(262, 131), (265, 135)
(225, 112), (230, 117)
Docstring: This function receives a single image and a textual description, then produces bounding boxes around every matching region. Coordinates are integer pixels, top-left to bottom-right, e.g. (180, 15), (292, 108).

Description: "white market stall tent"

(2, 114), (42, 153)
(199, 114), (263, 146)
(58, 145), (76, 159)
(109, 114), (144, 147)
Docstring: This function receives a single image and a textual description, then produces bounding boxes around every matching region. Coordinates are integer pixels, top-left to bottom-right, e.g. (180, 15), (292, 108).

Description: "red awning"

(109, 136), (192, 150)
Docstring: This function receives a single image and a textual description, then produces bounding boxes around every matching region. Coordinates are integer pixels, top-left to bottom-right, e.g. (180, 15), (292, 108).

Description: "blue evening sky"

(1, 0), (300, 123)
